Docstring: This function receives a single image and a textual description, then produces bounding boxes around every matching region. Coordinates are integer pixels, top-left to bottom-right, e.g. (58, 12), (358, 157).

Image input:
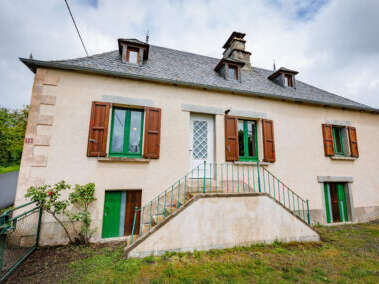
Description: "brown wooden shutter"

(143, 107), (161, 159)
(322, 124), (334, 156)
(87, 102), (110, 157)
(348, 126), (359, 157)
(224, 115), (238, 161)
(262, 119), (276, 163)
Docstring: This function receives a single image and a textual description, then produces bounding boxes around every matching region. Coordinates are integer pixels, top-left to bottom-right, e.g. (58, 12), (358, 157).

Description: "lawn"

(6, 222), (379, 283)
(0, 165), (20, 174)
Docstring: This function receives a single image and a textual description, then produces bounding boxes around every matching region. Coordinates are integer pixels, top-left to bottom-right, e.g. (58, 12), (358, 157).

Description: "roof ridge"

(150, 44), (220, 61)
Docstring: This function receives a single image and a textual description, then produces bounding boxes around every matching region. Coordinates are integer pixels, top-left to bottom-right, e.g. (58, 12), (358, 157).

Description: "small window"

(238, 120), (258, 161)
(228, 65), (238, 80)
(332, 126), (344, 155)
(126, 47), (140, 64)
(109, 107), (144, 157)
(284, 74), (293, 87)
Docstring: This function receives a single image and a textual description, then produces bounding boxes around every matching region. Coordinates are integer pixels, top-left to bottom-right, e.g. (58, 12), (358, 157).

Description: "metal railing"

(130, 162), (311, 245)
(0, 201), (42, 281)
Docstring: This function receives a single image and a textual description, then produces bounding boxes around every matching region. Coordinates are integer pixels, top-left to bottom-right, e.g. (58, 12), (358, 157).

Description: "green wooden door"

(102, 191), (122, 238)
(337, 184), (349, 222)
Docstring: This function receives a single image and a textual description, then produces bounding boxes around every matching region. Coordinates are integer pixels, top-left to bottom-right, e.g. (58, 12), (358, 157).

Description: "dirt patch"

(3, 242), (119, 284)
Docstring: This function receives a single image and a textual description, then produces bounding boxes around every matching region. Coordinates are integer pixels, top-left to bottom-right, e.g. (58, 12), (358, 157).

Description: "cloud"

(0, 0), (378, 109)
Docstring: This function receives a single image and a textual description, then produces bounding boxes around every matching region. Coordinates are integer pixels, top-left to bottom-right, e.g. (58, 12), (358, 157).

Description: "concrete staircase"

(127, 162), (312, 254)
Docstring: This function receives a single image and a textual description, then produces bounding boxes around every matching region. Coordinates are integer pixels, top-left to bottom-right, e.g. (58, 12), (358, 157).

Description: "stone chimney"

(222, 32), (251, 70)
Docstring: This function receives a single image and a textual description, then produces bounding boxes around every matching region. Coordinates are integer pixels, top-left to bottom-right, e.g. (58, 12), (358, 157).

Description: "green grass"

(0, 164), (20, 174)
(62, 222), (379, 283)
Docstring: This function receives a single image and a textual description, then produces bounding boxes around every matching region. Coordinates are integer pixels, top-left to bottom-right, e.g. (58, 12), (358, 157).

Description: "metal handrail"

(129, 162), (311, 245)
(1, 201), (43, 281)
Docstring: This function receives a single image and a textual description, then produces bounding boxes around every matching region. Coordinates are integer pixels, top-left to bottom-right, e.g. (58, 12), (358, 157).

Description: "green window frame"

(109, 107), (144, 157)
(332, 126), (344, 156)
(238, 119), (258, 161)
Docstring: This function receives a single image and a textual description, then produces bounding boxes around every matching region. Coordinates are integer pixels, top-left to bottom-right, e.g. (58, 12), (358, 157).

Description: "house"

(16, 32), (379, 252)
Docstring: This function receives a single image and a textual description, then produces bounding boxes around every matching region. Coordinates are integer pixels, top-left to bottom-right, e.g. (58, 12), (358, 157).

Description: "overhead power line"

(64, 0), (89, 56)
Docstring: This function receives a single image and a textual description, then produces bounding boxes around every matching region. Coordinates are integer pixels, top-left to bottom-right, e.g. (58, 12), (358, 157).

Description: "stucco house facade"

(16, 32), (379, 248)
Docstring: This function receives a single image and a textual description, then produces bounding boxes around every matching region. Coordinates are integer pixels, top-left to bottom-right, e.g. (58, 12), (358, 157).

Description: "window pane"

(238, 121), (244, 157)
(128, 50), (138, 64)
(334, 127), (343, 153)
(229, 67), (235, 79)
(111, 109), (126, 152)
(128, 111), (142, 153)
(284, 76), (289, 86)
(247, 121), (257, 157)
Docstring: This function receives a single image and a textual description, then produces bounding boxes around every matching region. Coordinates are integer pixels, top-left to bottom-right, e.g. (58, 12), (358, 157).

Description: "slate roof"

(20, 44), (378, 113)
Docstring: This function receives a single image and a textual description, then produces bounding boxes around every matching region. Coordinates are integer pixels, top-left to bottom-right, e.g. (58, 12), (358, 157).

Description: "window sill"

(330, 156), (357, 161)
(234, 161), (272, 166)
(97, 157), (150, 163)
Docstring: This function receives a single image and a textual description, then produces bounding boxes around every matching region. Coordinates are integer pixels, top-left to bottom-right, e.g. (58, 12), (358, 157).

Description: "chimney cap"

(223, 32), (246, 49)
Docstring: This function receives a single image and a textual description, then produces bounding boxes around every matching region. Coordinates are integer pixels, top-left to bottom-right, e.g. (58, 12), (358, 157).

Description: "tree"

(0, 106), (28, 166)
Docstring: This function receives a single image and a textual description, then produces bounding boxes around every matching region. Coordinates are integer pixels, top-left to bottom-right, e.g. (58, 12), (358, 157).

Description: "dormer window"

(118, 38), (150, 66)
(214, 58), (244, 82)
(284, 74), (293, 87)
(268, 67), (298, 88)
(126, 47), (140, 64)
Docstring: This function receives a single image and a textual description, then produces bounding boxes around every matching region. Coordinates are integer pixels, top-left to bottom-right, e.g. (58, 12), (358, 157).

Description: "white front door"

(189, 114), (214, 178)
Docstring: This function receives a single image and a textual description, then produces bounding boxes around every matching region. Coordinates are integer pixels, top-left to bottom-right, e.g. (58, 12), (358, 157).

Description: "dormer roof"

(214, 58), (245, 72)
(268, 67), (299, 80)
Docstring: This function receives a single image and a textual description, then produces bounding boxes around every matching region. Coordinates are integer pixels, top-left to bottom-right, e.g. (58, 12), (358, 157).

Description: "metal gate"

(0, 201), (42, 281)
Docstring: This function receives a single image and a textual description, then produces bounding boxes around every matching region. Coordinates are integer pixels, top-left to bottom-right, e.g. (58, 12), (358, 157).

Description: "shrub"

(68, 183), (97, 244)
(25, 181), (97, 245)
(25, 181), (72, 243)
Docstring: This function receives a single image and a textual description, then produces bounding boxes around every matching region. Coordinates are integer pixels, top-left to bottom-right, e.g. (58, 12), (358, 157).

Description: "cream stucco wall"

(16, 68), (379, 245)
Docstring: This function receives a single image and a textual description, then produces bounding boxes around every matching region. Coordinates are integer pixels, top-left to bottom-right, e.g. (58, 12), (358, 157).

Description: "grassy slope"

(6, 222), (378, 283)
(0, 165), (20, 174)
(60, 222), (378, 284)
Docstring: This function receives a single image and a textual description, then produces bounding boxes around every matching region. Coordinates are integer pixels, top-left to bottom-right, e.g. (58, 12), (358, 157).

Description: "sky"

(1, 0), (378, 109)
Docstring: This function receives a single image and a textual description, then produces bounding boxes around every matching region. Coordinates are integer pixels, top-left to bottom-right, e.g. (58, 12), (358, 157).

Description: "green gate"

(0, 201), (42, 281)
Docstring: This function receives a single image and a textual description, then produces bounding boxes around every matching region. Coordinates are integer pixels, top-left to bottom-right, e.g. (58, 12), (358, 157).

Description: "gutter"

(19, 58), (379, 114)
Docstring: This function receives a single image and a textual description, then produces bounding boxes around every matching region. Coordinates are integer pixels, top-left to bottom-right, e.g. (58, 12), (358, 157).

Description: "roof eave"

(20, 57), (37, 73)
(19, 58), (379, 114)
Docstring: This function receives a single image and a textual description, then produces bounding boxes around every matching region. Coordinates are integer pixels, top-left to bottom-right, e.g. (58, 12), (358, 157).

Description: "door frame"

(322, 182), (352, 224)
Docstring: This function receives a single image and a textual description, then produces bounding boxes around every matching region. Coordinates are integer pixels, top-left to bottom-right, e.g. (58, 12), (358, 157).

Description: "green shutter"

(324, 183), (332, 223)
(337, 184), (349, 222)
(102, 191), (122, 238)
